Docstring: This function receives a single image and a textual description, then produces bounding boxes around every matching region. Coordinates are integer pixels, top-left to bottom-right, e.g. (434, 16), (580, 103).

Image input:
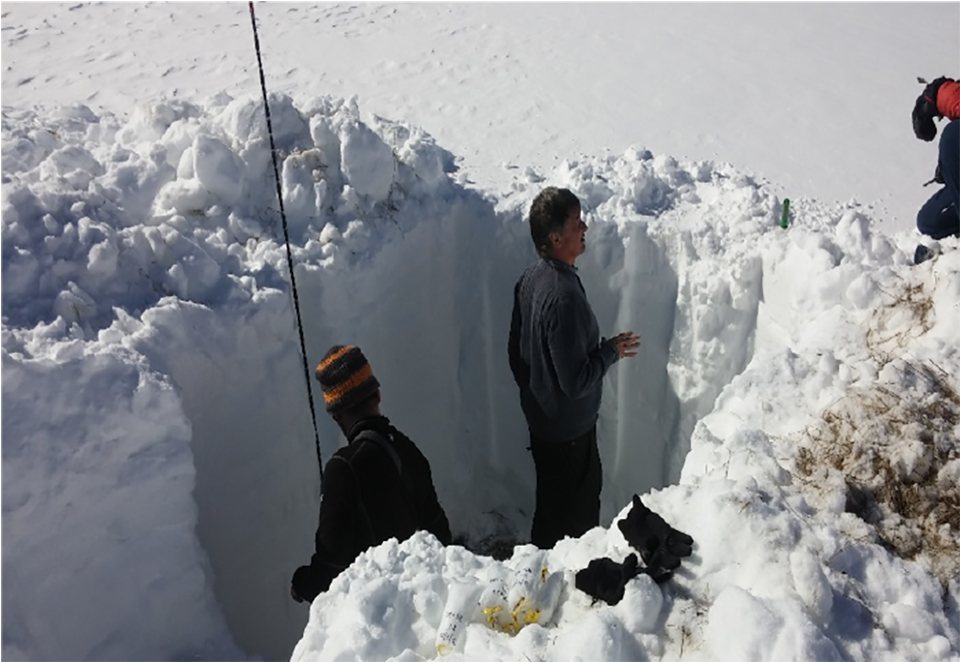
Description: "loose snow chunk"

(340, 120), (395, 203)
(40, 145), (104, 188)
(706, 586), (842, 661)
(192, 135), (244, 205)
(341, 219), (372, 253)
(890, 438), (934, 483)
(154, 179), (210, 216)
(310, 116), (342, 171)
(166, 263), (189, 299)
(616, 573), (663, 633)
(553, 611), (630, 661)
(789, 550), (833, 623)
(835, 210), (870, 252)
(116, 99), (202, 148)
(50, 103), (99, 125)
(161, 117), (202, 170)
(218, 94), (309, 153)
(705, 586), (780, 660)
(87, 239), (119, 277)
(938, 459), (960, 490)
(882, 602), (936, 642)
(844, 272), (881, 310)
(281, 149), (324, 219)
(54, 281), (97, 324)
(176, 146), (195, 180)
(319, 223), (342, 245)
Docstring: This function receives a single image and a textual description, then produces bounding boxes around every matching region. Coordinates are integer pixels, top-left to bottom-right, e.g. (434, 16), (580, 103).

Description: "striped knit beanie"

(315, 345), (380, 414)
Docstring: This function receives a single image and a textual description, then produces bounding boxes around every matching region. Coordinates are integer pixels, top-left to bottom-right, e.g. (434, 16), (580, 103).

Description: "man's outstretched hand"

(612, 331), (641, 359)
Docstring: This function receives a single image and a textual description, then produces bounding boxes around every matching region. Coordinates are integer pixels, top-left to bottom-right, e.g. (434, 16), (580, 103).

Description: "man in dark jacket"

(291, 345), (451, 603)
(508, 187), (641, 550)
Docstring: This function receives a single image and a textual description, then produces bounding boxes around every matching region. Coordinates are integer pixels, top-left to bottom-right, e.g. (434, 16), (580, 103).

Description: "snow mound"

(3, 94), (959, 661)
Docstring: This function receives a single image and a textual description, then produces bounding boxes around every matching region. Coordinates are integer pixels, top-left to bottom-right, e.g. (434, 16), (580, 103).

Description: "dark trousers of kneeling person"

(917, 118), (960, 240)
(530, 425), (602, 549)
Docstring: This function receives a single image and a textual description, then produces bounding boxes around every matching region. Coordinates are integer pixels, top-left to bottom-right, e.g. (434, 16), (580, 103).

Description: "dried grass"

(793, 279), (960, 588)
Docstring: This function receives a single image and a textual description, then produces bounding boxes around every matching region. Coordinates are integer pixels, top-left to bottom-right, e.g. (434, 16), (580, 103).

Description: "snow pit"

(5, 94), (958, 661)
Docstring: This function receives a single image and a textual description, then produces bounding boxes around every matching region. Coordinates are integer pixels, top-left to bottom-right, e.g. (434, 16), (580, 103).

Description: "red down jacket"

(937, 79), (960, 120)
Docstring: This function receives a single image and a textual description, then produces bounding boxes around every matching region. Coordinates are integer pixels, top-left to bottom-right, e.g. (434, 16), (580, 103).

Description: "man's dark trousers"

(530, 426), (602, 549)
(917, 118), (960, 240)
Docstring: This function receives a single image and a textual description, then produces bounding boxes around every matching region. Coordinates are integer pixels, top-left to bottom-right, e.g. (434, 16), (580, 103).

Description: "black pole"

(248, 1), (324, 472)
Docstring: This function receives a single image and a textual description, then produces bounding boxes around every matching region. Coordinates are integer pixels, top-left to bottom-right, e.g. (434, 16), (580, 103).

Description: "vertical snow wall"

(2, 95), (769, 659)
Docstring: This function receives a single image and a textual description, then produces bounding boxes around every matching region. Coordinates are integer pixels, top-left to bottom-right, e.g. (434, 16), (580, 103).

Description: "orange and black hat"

(315, 345), (380, 414)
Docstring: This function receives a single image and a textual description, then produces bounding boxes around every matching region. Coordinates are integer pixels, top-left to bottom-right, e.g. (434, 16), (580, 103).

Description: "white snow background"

(2, 2), (959, 661)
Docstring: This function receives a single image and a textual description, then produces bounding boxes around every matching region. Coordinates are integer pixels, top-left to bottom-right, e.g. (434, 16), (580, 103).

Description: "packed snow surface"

(2, 3), (959, 662)
(3, 2), (960, 234)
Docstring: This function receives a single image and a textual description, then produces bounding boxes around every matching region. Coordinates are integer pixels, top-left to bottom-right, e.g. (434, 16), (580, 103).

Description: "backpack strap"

(354, 429), (403, 475)
(354, 429), (421, 510)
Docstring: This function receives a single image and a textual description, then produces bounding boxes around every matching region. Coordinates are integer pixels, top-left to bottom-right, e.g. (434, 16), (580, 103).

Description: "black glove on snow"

(575, 553), (643, 605)
(913, 76), (954, 142)
(617, 494), (694, 578)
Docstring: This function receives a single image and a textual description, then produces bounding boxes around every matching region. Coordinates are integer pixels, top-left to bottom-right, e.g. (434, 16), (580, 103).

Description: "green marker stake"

(780, 198), (791, 229)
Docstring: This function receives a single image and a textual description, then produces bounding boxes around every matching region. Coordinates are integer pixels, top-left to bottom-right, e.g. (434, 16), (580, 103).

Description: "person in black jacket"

(508, 187), (641, 550)
(291, 345), (451, 603)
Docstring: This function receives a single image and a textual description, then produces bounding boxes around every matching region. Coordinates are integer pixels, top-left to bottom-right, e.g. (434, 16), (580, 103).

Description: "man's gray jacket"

(508, 257), (618, 441)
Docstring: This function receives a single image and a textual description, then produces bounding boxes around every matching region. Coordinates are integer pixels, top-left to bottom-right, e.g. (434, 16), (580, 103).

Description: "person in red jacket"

(912, 76), (959, 258)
